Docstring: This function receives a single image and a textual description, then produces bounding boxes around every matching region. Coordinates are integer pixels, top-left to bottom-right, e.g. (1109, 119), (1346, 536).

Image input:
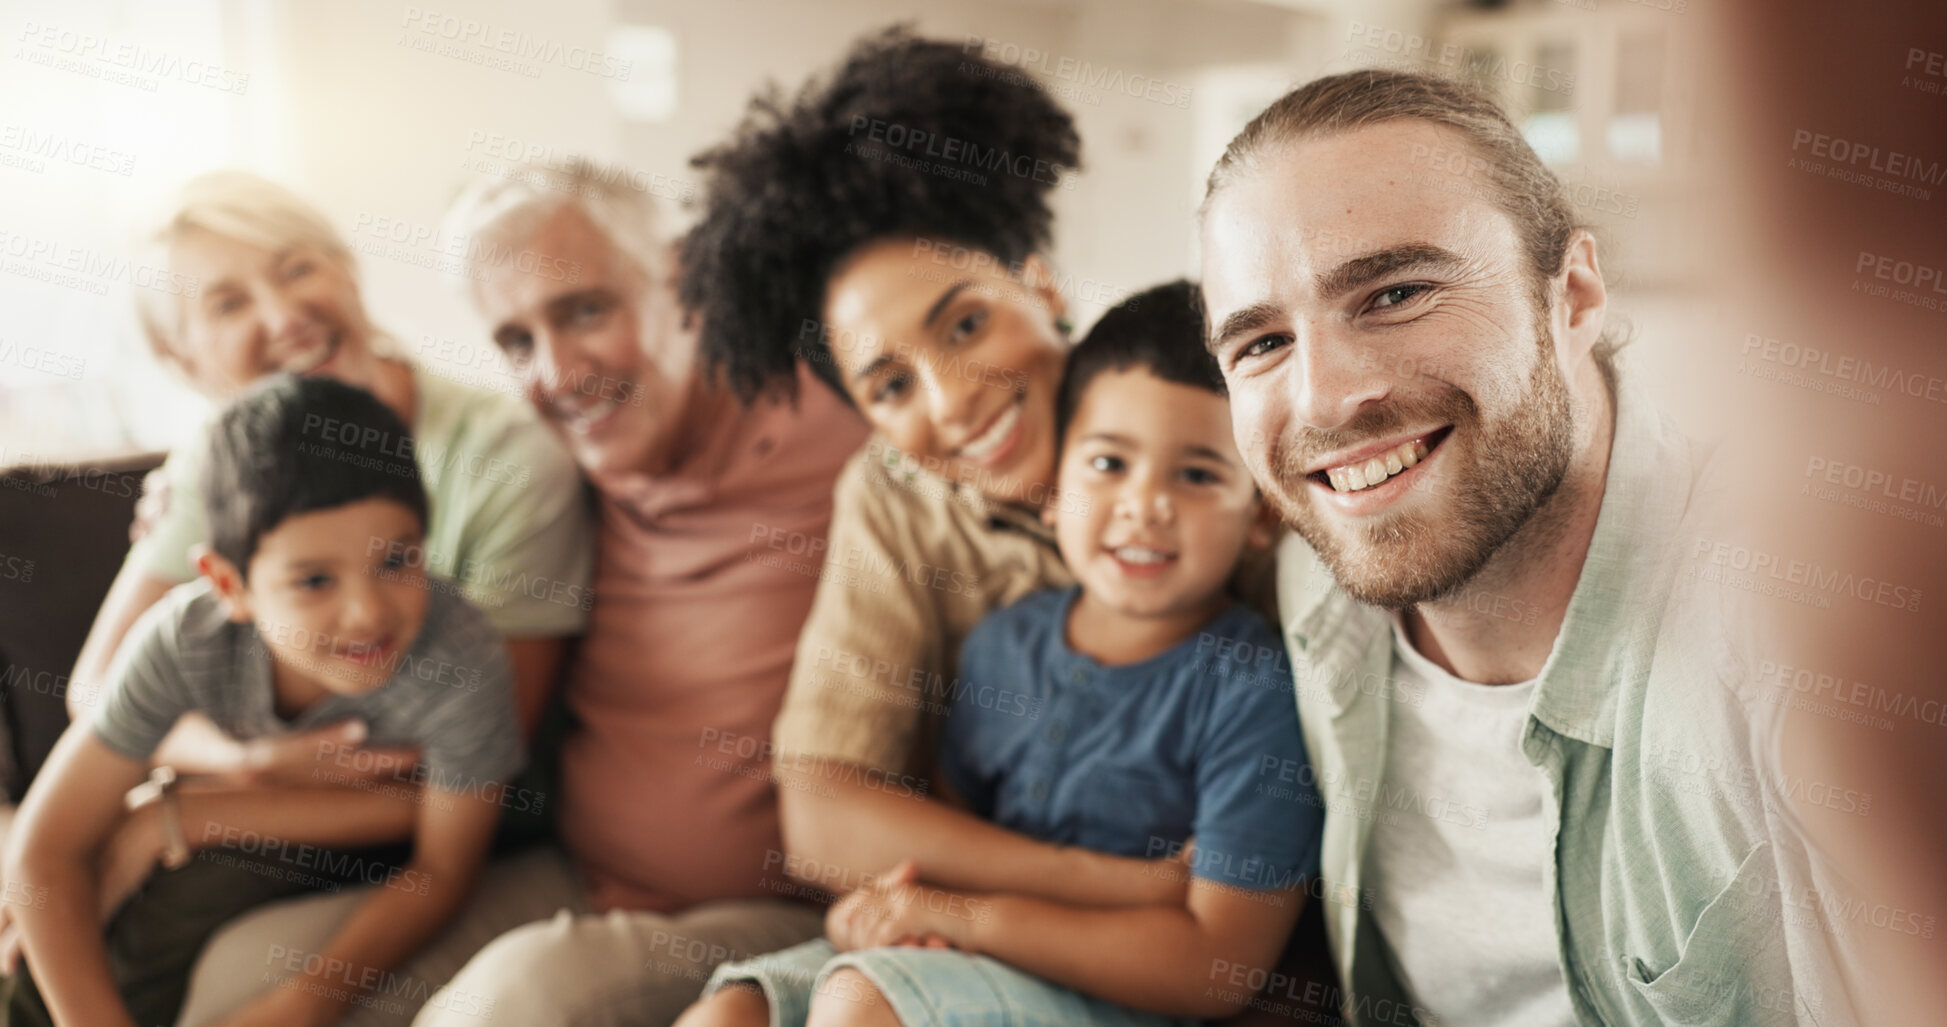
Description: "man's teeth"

(561, 397), (620, 434)
(283, 337), (335, 374)
(1327, 440), (1430, 493)
(959, 403), (1021, 461)
(1113, 546), (1171, 564)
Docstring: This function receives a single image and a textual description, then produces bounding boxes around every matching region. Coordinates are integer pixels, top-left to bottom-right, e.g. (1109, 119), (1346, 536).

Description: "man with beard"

(1198, 72), (1821, 1025)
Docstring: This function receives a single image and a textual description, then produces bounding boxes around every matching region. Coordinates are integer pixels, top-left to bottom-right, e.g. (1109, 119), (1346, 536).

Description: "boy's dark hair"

(1054, 280), (1225, 449)
(201, 374), (427, 578)
(679, 25), (1081, 406)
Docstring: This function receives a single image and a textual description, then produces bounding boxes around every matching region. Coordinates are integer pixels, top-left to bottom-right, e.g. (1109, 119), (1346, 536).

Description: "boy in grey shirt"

(2, 375), (522, 1027)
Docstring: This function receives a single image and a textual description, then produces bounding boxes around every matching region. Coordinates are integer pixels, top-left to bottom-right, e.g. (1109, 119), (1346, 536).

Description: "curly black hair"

(679, 25), (1082, 405)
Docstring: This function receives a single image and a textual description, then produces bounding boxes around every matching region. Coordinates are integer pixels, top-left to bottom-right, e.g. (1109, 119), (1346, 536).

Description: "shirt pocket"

(1622, 840), (1799, 1026)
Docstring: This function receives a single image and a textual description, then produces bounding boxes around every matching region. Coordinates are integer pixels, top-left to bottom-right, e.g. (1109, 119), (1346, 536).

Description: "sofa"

(0, 452), (162, 799)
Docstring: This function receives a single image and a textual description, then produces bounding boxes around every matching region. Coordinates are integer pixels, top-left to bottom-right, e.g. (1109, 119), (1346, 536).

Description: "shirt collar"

(601, 373), (787, 516)
(1527, 367), (1699, 747)
(872, 439), (1057, 544)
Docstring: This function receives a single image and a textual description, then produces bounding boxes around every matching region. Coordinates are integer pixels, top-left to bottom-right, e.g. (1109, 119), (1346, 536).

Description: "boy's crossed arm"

(3, 726), (155, 1027)
(776, 759), (1196, 910)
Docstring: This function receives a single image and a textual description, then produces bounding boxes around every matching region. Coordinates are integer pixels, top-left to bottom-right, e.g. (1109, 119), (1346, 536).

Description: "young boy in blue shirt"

(2, 375), (522, 1027)
(681, 280), (1325, 1026)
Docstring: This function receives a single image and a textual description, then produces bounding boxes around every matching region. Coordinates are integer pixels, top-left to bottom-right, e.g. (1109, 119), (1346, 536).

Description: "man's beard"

(1265, 319), (1576, 610)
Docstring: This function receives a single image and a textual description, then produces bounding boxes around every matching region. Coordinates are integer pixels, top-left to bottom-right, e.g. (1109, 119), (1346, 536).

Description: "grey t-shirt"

(94, 579), (524, 795)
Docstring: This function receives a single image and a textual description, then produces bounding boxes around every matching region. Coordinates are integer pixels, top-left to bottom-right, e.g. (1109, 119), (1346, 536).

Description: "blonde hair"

(442, 157), (671, 292)
(135, 171), (361, 370)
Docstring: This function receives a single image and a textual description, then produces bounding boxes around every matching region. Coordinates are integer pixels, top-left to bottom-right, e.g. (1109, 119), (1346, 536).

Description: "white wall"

(0, 0), (1326, 463)
(13, 0), (1693, 458)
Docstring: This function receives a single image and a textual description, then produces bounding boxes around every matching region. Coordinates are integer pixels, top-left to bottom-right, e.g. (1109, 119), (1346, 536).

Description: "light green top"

(1277, 371), (1828, 1025)
(133, 361), (593, 638)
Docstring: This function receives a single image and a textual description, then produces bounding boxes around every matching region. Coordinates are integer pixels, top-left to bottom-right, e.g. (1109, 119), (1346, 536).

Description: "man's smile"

(1309, 426), (1451, 494)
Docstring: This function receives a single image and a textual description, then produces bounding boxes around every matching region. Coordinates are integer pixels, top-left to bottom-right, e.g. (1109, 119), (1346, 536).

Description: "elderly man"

(1198, 71), (1827, 1025)
(179, 160), (867, 1026)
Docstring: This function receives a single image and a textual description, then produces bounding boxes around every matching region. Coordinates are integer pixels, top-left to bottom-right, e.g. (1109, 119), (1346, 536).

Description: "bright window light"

(606, 25), (678, 123)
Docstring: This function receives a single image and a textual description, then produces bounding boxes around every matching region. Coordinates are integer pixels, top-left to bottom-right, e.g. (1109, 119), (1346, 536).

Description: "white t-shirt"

(1364, 617), (1576, 1027)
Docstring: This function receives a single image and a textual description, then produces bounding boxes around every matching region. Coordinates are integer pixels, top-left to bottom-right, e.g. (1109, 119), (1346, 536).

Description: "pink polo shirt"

(558, 364), (867, 913)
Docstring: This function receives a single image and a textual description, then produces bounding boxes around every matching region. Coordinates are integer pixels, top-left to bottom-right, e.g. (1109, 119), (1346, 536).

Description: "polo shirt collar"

(601, 377), (781, 516)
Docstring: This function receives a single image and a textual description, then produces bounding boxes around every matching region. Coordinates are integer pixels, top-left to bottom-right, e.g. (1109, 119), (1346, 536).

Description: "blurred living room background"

(0, 1), (1705, 782)
(1, 0), (1708, 468)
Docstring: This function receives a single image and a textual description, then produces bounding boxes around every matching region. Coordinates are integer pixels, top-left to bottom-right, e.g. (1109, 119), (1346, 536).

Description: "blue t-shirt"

(943, 586), (1323, 891)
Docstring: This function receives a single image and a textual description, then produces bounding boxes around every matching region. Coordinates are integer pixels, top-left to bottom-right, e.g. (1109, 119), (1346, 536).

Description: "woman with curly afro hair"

(675, 25), (1287, 1027)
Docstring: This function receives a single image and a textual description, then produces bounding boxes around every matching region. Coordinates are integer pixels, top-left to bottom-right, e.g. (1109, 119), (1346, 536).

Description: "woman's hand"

(828, 860), (983, 953)
(151, 715), (420, 789)
(825, 861), (921, 951)
(130, 468), (171, 545)
(236, 720), (419, 789)
(825, 888), (874, 951)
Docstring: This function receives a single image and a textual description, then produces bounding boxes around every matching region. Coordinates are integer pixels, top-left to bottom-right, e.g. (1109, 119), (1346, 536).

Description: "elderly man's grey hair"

(442, 158), (675, 290)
